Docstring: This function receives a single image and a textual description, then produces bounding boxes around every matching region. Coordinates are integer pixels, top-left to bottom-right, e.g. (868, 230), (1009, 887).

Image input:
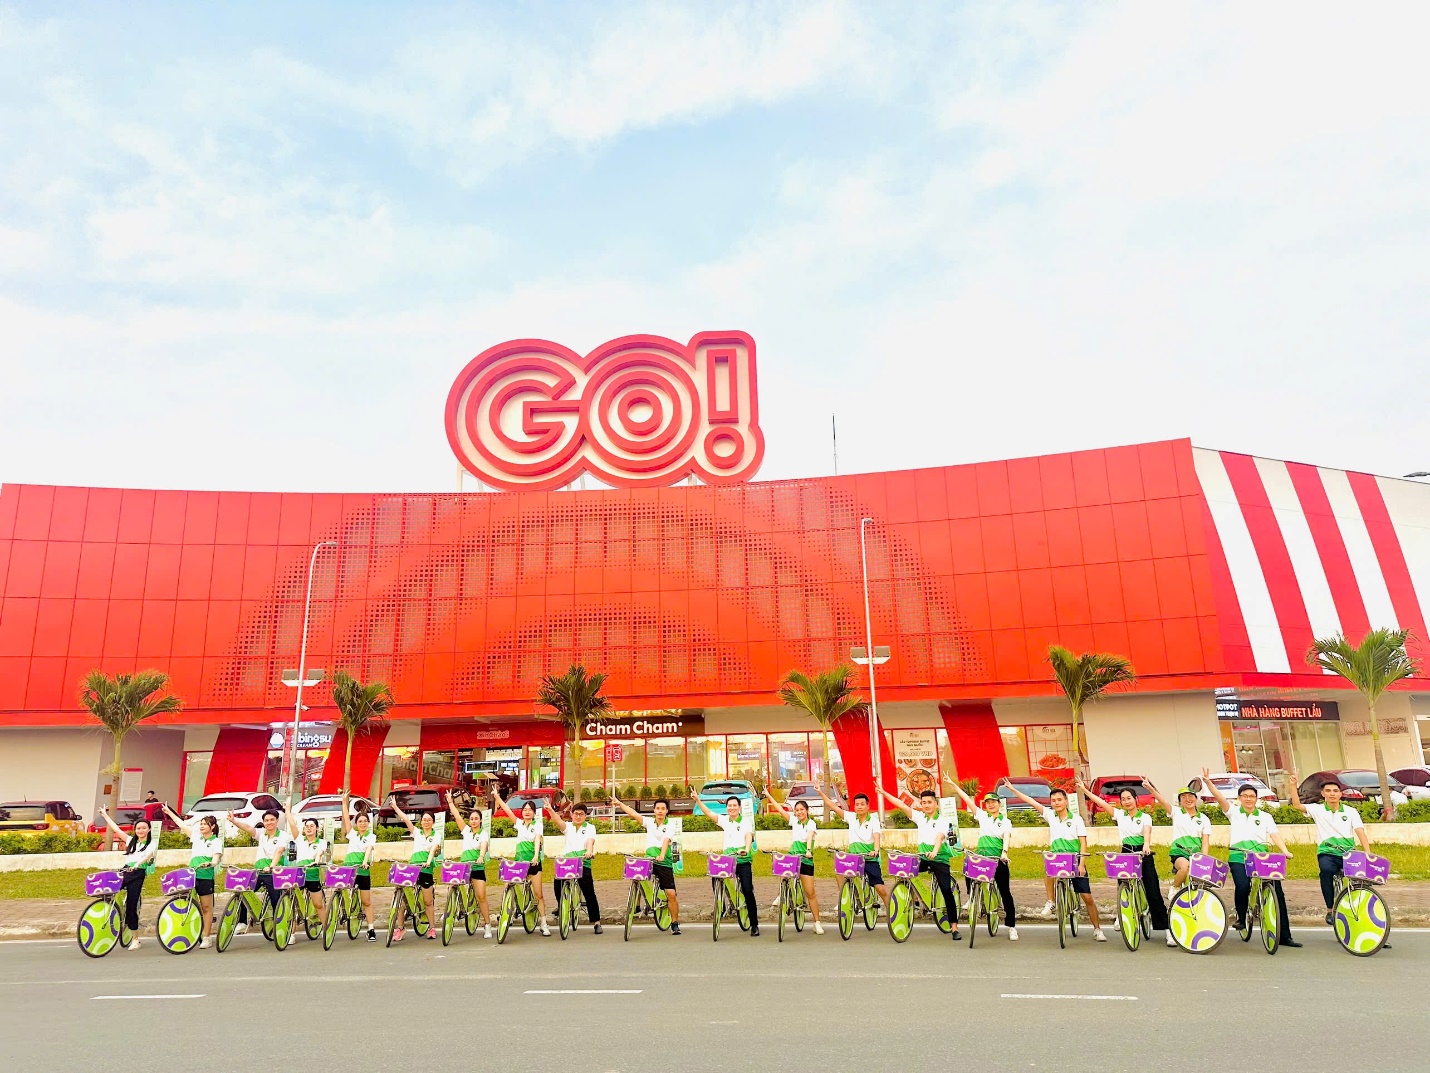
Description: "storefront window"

(181, 752), (211, 811)
(769, 733), (810, 787)
(1025, 724), (1073, 781)
(687, 737), (726, 789)
(422, 750), (456, 785)
(647, 738), (686, 791)
(999, 726), (1030, 777)
(610, 740), (644, 790)
(809, 733), (839, 786)
(1228, 720), (1343, 799)
(728, 735), (767, 785)
(578, 739), (607, 789)
(375, 746), (420, 799)
(527, 745), (562, 789)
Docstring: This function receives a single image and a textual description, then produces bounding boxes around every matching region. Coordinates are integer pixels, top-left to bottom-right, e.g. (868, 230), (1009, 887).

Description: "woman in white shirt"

(1078, 779), (1172, 946)
(762, 790), (824, 935)
(97, 806), (159, 950)
(339, 792), (379, 942)
(448, 790), (494, 939)
(390, 801), (443, 942)
(162, 804), (224, 948)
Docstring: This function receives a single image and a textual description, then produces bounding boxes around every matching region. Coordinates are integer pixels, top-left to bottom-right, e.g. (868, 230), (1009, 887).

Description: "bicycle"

(832, 851), (880, 941)
(554, 857), (585, 940)
(963, 853), (1003, 948)
(1236, 852), (1286, 955)
(496, 858), (541, 945)
(1103, 852), (1152, 952)
(320, 866), (358, 950)
(1331, 850), (1391, 957)
(708, 853), (749, 942)
(886, 851), (957, 943)
(1168, 852), (1229, 954)
(154, 868), (205, 955)
(215, 868), (276, 953)
(385, 863), (432, 946)
(772, 852), (809, 942)
(1043, 852), (1089, 949)
(622, 856), (672, 942)
(77, 870), (134, 958)
(268, 866), (311, 950)
(438, 861), (481, 945)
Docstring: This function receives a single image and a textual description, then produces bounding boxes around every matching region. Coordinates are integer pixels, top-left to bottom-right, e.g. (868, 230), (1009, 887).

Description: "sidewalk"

(5, 877), (1427, 938)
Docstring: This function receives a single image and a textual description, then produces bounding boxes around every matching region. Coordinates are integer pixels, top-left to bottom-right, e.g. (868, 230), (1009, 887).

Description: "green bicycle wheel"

(652, 885), (672, 932)
(157, 895), (203, 955)
(887, 881), (913, 943)
(1117, 881), (1141, 951)
(463, 887), (479, 936)
(304, 899), (323, 942)
(1260, 885), (1280, 955)
(498, 885), (517, 945)
(322, 903), (339, 950)
(216, 896), (242, 953)
(384, 891), (402, 948)
(986, 884), (1001, 937)
(441, 900), (456, 946)
(77, 898), (121, 959)
(793, 882), (806, 933)
(558, 883), (574, 940)
(413, 890), (432, 937)
(273, 893), (296, 951)
(730, 879), (750, 931)
(967, 882), (981, 949)
(838, 880), (854, 941)
(777, 881), (788, 943)
(863, 879), (879, 930)
(1056, 884), (1068, 949)
(624, 883), (640, 942)
(1137, 881), (1152, 940)
(521, 885), (538, 933)
(1168, 885), (1227, 954)
(929, 878), (952, 934)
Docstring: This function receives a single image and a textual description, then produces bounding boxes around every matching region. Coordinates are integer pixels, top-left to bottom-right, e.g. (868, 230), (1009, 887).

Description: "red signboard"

(445, 331), (765, 491)
(605, 744), (623, 763)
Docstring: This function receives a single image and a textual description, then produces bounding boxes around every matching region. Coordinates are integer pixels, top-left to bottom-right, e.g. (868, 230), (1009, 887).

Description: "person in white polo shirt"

(1200, 768), (1300, 948)
(946, 779), (1018, 940)
(694, 793), (761, 937)
(880, 786), (963, 941)
(1000, 780), (1105, 942)
(1078, 779), (1172, 946)
(816, 786), (890, 915)
(763, 789), (824, 935)
(551, 802), (603, 935)
(1288, 774), (1372, 925)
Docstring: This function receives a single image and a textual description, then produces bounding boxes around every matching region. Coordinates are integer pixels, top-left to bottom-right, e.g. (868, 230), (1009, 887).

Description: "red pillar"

(830, 709), (898, 803)
(939, 701), (1009, 799)
(318, 724), (391, 797)
(205, 727), (271, 795)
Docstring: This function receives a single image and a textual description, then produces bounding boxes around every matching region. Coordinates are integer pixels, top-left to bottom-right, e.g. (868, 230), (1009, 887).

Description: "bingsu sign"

(445, 331), (765, 491)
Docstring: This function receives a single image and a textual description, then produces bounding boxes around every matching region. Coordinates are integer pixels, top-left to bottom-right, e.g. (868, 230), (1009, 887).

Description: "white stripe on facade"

(1317, 467), (1400, 631)
(1375, 475), (1430, 624)
(1253, 456), (1340, 665)
(1193, 449), (1289, 672)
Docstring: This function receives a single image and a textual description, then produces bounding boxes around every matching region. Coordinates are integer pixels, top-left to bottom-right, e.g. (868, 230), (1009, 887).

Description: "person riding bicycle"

(763, 789), (824, 935)
(879, 787), (962, 941)
(494, 790), (551, 936)
(228, 808), (287, 935)
(97, 806), (158, 950)
(815, 786), (890, 915)
(1146, 782), (1210, 899)
(695, 793), (761, 937)
(389, 800), (445, 942)
(945, 780), (1018, 941)
(1000, 780), (1106, 942)
(552, 802), (603, 935)
(1286, 775), (1372, 926)
(447, 790), (494, 939)
(339, 792), (379, 941)
(285, 812), (330, 937)
(1200, 768), (1300, 948)
(161, 804), (224, 949)
(613, 795), (682, 936)
(1076, 779), (1172, 946)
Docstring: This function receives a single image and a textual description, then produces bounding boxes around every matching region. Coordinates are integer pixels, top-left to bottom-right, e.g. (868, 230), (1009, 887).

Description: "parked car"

(693, 780), (761, 817)
(86, 804), (149, 844)
(0, 800), (85, 836)
(1389, 767), (1430, 801)
(186, 792), (285, 838)
(783, 782), (826, 820)
(1194, 773), (1278, 807)
(1298, 770), (1408, 807)
(999, 777), (1054, 811)
(292, 794), (379, 825)
(1089, 775), (1156, 808)
(503, 788), (572, 820)
(376, 785), (475, 828)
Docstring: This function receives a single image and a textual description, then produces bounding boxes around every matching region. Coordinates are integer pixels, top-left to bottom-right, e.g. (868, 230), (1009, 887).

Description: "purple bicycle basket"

(833, 851), (864, 877)
(161, 868), (196, 896)
(706, 854), (736, 879)
(85, 870), (124, 897)
(1343, 851), (1390, 884)
(1188, 853), (1229, 887)
(886, 852), (919, 878)
(224, 868), (257, 892)
(271, 866), (305, 890)
(498, 859), (532, 883)
(1042, 852), (1079, 879)
(623, 857), (654, 881)
(1103, 853), (1143, 880)
(553, 857), (584, 881)
(771, 853), (802, 878)
(324, 865), (357, 889)
(1246, 853), (1287, 880)
(440, 861), (473, 885)
(963, 854), (1000, 883)
(387, 863), (422, 888)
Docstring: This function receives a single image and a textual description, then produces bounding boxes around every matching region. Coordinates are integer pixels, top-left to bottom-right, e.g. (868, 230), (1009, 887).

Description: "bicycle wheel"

(258, 893), (275, 941)
(440, 897), (457, 946)
(274, 892), (297, 950)
(929, 878), (952, 934)
(944, 872), (960, 934)
(384, 891), (402, 948)
(304, 898), (323, 941)
(837, 880), (854, 941)
(967, 882), (981, 949)
(1168, 885), (1227, 954)
(887, 881), (913, 943)
(217, 895), (243, 953)
(118, 894), (134, 949)
(730, 879), (750, 931)
(323, 902), (339, 950)
(157, 895), (202, 955)
(777, 880), (788, 943)
(862, 879), (879, 930)
(77, 898), (121, 959)
(1332, 886), (1389, 956)
(652, 886), (672, 931)
(624, 883), (639, 942)
(1067, 881), (1079, 938)
(346, 889), (362, 940)
(464, 887), (479, 936)
(1260, 885), (1281, 956)
(1116, 881), (1141, 952)
(793, 882), (806, 933)
(521, 885), (537, 933)
(558, 882), (574, 940)
(711, 880), (724, 942)
(986, 884), (1001, 938)
(414, 890), (432, 937)
(498, 886), (517, 945)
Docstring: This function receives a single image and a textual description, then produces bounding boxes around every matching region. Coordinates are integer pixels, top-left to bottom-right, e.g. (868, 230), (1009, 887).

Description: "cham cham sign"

(445, 331), (765, 491)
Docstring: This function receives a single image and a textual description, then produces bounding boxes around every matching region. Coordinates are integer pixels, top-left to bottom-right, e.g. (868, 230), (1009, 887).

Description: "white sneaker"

(1039, 900), (1054, 918)
(813, 921), (825, 935)
(1166, 932), (1178, 947)
(126, 939), (141, 951)
(1008, 927), (1019, 941)
(484, 925), (493, 939)
(200, 937), (212, 949)
(234, 922), (248, 936)
(771, 896), (781, 908)
(1093, 929), (1107, 942)
(540, 922), (551, 937)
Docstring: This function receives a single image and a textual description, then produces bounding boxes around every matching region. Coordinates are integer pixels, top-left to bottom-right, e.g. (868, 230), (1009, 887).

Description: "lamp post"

(852, 516), (892, 822)
(280, 539), (337, 810)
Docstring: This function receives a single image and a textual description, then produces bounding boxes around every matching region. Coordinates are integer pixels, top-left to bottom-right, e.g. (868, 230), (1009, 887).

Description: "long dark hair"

(126, 819), (153, 855)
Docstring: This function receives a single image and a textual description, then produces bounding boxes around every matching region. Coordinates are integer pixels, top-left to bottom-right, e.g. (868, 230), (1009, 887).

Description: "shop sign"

(267, 724), (335, 750)
(892, 729), (939, 805)
(605, 744), (624, 763)
(445, 331), (765, 491)
(583, 713), (705, 739)
(1221, 700), (1340, 721)
(1343, 718), (1408, 737)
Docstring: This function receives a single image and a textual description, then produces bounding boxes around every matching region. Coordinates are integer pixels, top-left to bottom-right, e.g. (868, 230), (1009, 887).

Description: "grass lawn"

(5, 845), (1429, 899)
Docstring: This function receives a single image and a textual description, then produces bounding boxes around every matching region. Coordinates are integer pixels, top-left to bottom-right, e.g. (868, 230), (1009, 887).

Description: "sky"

(1, 1), (1427, 494)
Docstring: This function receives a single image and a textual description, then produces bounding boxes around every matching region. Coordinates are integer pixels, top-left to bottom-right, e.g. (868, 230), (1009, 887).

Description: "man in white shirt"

(552, 802), (603, 934)
(1288, 775), (1372, 926)
(694, 793), (760, 937)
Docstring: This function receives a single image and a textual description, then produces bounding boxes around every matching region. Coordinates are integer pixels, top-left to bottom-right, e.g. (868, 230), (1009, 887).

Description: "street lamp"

(280, 539), (338, 809)
(853, 515), (892, 821)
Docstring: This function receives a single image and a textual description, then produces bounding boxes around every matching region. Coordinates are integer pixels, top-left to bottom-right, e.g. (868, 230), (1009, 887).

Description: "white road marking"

(92, 994), (206, 1001)
(524, 989), (642, 994)
(1001, 994), (1138, 1001)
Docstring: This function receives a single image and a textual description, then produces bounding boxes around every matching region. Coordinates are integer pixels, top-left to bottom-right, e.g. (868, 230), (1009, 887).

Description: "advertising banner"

(892, 730), (939, 806)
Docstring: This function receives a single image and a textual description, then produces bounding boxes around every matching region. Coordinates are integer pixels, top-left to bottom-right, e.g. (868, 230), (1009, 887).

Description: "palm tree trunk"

(1368, 701), (1395, 821)
(821, 727), (833, 792)
(108, 733), (124, 813)
(570, 727), (583, 802)
(343, 732), (355, 799)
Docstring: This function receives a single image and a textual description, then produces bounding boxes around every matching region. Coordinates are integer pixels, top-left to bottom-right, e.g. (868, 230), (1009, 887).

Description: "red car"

(1089, 776), (1156, 808)
(86, 804), (151, 844)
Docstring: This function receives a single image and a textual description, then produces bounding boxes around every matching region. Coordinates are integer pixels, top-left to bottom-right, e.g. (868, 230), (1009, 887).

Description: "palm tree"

(1047, 645), (1135, 778)
(778, 665), (866, 790)
(536, 664), (611, 802)
(79, 670), (182, 814)
(1306, 628), (1420, 820)
(330, 671), (395, 798)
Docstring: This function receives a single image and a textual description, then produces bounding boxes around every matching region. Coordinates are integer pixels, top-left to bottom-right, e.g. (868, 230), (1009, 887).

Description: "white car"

(1389, 767), (1430, 801)
(293, 794), (379, 824)
(1194, 773), (1279, 806)
(186, 792), (286, 838)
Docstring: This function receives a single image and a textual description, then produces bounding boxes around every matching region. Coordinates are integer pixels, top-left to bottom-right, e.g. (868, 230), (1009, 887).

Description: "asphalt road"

(3, 925), (1426, 1073)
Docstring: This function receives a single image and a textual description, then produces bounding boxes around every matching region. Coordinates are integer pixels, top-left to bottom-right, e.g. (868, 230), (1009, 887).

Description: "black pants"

(735, 860), (759, 929)
(237, 872), (276, 925)
(1230, 863), (1293, 939)
(919, 859), (957, 929)
(1124, 842), (1169, 932)
(1318, 852), (1344, 909)
(555, 871), (602, 924)
(121, 869), (146, 932)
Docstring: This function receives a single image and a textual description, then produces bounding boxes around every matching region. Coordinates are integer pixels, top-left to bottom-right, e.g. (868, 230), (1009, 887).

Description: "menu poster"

(892, 730), (939, 806)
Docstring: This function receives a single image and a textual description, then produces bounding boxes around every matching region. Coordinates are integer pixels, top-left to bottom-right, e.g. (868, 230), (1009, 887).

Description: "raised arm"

(941, 773), (977, 812)
(1200, 768), (1231, 813)
(1145, 780), (1174, 813)
(98, 806), (127, 843)
(341, 791), (355, 838)
(226, 810), (258, 839)
(815, 785), (845, 814)
(1285, 778), (1310, 815)
(692, 795), (718, 820)
(998, 777), (1042, 811)
(1075, 778), (1114, 815)
(161, 803), (187, 830)
(762, 789), (789, 818)
(284, 808), (300, 840)
(612, 795), (643, 822)
(391, 798), (417, 835)
(879, 789), (914, 820)
(491, 789), (519, 823)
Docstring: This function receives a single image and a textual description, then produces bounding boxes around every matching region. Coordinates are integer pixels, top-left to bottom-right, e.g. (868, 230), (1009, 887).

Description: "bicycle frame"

(77, 870), (132, 959)
(622, 856), (671, 941)
(1238, 853), (1286, 955)
(1103, 852), (1149, 952)
(772, 852), (808, 942)
(886, 851), (956, 942)
(963, 853), (1002, 948)
(496, 858), (540, 945)
(1332, 851), (1391, 957)
(1167, 852), (1229, 954)
(833, 851), (880, 941)
(554, 857), (585, 940)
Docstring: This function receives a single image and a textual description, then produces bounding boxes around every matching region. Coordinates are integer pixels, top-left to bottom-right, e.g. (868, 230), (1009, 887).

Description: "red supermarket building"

(2, 438), (1428, 819)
